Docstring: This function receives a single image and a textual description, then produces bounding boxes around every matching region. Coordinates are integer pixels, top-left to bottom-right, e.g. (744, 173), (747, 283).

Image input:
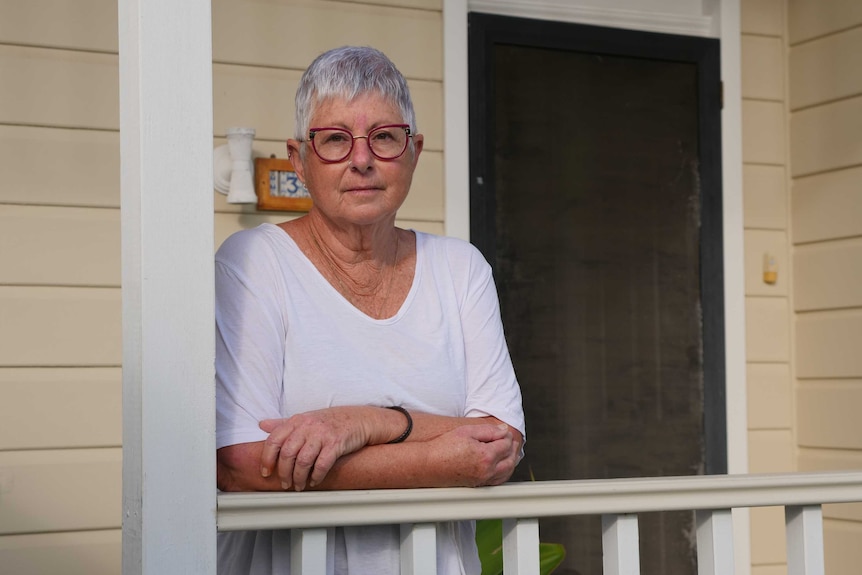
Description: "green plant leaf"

(539, 542), (566, 574)
(476, 519), (504, 575)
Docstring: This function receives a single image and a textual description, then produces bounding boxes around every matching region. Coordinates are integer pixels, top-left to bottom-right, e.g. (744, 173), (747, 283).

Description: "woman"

(215, 46), (525, 574)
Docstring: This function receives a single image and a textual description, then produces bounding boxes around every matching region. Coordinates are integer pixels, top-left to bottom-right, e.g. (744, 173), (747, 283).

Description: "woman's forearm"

(218, 418), (522, 492)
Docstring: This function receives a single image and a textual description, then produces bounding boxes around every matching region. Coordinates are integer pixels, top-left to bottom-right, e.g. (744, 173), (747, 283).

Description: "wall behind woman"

(740, 1), (794, 573)
(788, 0), (862, 572)
(0, 0), (444, 573)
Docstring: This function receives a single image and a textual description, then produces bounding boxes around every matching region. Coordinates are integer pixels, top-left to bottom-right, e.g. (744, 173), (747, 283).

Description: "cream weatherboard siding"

(0, 0), (442, 573)
(0, 1), (125, 569)
(789, 0), (862, 572)
(740, 0), (795, 573)
(2, 0), (860, 574)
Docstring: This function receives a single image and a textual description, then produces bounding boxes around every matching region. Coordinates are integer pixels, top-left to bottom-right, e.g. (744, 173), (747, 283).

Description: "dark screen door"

(469, 14), (724, 575)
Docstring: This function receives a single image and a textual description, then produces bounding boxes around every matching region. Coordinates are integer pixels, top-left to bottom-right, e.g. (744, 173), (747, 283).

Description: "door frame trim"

(443, 2), (751, 569)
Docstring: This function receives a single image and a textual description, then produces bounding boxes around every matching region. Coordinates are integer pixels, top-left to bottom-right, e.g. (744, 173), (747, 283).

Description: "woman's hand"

(429, 423), (521, 487)
(258, 406), (390, 491)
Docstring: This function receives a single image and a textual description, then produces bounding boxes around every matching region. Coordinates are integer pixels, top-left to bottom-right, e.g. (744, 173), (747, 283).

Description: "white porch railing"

(217, 471), (862, 575)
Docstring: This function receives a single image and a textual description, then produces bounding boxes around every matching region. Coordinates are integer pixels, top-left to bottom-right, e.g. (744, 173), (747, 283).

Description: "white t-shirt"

(215, 223), (525, 575)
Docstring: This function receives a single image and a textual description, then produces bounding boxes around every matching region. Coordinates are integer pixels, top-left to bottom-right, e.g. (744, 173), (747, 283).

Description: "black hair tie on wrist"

(386, 406), (413, 444)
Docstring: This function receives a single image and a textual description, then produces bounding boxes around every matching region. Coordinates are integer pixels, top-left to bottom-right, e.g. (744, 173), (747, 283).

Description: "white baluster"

(602, 514), (640, 575)
(696, 509), (734, 575)
(400, 523), (437, 575)
(786, 505), (825, 575)
(290, 528), (329, 575)
(503, 518), (540, 575)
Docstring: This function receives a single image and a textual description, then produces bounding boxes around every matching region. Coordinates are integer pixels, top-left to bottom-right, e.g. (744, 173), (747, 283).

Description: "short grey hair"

(294, 46), (417, 148)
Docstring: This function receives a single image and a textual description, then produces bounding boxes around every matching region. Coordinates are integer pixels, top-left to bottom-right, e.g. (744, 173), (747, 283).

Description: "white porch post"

(119, 0), (216, 573)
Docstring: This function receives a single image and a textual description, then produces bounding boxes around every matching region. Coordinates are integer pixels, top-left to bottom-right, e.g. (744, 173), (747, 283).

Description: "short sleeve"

(451, 241), (526, 443)
(215, 230), (288, 449)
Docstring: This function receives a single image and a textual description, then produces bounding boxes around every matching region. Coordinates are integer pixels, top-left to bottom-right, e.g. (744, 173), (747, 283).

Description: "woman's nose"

(348, 136), (374, 171)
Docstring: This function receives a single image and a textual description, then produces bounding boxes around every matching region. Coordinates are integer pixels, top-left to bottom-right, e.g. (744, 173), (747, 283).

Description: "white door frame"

(442, 1), (749, 572)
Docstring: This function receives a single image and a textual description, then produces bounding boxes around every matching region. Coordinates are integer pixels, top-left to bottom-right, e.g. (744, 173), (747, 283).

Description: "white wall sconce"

(213, 127), (258, 204)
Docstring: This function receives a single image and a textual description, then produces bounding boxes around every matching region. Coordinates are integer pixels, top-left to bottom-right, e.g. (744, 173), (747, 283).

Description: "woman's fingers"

(281, 439), (321, 491)
(258, 408), (371, 490)
(259, 419), (292, 478)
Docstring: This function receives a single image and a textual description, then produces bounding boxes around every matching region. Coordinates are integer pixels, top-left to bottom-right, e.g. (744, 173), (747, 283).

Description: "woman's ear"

(409, 133), (424, 169)
(286, 139), (306, 183)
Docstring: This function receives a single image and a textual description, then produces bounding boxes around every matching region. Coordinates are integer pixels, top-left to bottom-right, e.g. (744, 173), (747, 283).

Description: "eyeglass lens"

(310, 125), (409, 162)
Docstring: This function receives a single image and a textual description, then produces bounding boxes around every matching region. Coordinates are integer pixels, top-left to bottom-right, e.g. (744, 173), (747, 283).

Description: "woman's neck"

(281, 215), (410, 319)
(302, 210), (399, 267)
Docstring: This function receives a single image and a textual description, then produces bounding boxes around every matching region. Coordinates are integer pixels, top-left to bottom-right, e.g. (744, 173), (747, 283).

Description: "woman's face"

(288, 92), (424, 229)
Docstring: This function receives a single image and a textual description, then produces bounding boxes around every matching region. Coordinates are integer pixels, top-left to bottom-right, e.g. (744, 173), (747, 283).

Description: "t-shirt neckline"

(261, 222), (422, 324)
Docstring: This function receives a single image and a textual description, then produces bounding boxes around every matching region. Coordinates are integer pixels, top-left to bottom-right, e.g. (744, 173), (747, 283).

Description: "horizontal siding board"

(823, 504), (862, 524)
(214, 212), (301, 250)
(0, 205), (120, 287)
(742, 35), (785, 101)
(0, 530), (120, 575)
(788, 0), (862, 45)
(797, 380), (862, 449)
(750, 506), (787, 565)
(743, 164), (787, 230)
(0, 0), (117, 53)
(0, 45), (118, 130)
(213, 64), (442, 150)
(0, 286), (121, 366)
(398, 150), (443, 220)
(404, 220), (443, 235)
(0, 367), (121, 450)
(748, 429), (794, 473)
(741, 0), (785, 36)
(744, 229), (789, 296)
(0, 125), (119, 208)
(799, 448), (862, 523)
(745, 297), (791, 362)
(790, 27), (862, 110)
(792, 166), (862, 243)
(799, 446), (862, 470)
(338, 0), (441, 9)
(0, 448), (120, 534)
(796, 310), (862, 378)
(743, 100), (786, 165)
(213, 64), (294, 140)
(823, 519), (862, 575)
(212, 0), (442, 80)
(791, 96), (862, 177)
(794, 238), (862, 311)
(747, 363), (791, 429)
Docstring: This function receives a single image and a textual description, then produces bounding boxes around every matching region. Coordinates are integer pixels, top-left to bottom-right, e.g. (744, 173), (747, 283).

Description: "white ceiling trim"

(468, 0), (715, 38)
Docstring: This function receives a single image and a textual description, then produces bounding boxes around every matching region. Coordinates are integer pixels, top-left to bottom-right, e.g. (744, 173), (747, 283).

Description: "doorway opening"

(468, 13), (725, 575)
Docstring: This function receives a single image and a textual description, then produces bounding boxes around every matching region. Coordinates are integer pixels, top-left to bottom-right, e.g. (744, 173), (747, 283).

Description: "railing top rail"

(217, 470), (862, 532)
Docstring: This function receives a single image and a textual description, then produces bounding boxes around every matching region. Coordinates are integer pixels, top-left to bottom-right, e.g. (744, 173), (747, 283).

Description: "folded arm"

(217, 407), (523, 492)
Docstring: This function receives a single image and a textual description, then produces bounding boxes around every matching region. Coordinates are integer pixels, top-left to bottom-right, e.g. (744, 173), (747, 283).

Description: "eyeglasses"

(306, 124), (412, 163)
